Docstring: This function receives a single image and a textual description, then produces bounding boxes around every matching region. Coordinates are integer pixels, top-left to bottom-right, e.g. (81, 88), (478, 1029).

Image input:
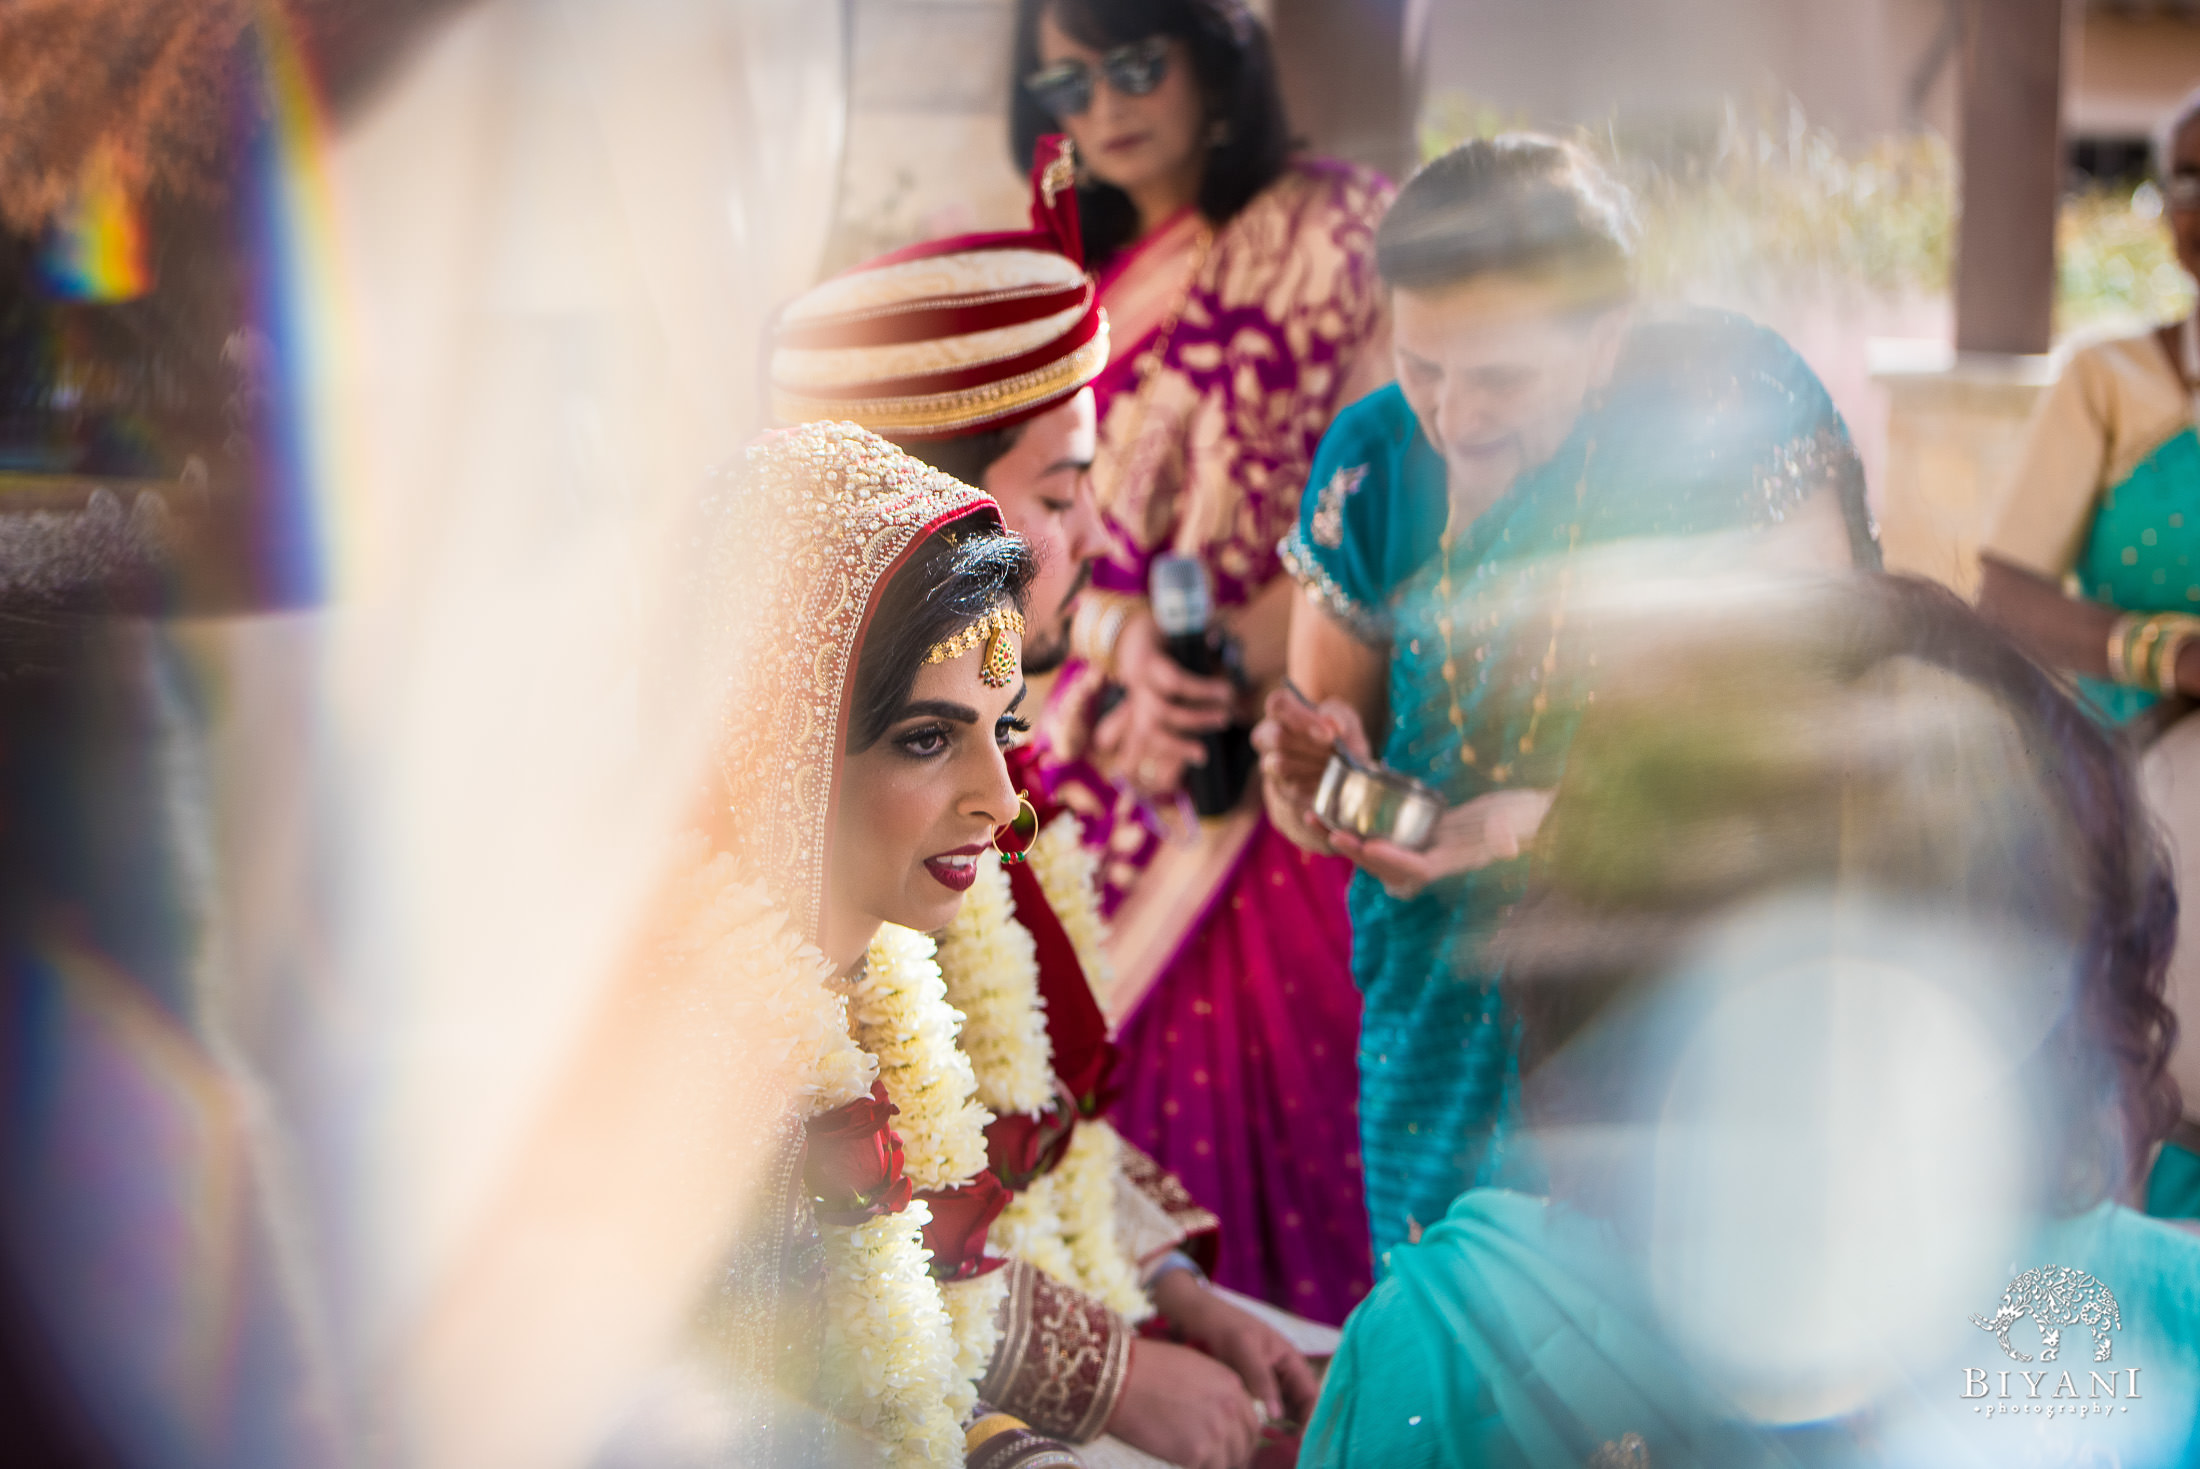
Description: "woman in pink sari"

(1009, 0), (1391, 1324)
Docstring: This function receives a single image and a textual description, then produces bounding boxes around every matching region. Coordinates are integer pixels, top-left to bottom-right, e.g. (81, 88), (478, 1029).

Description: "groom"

(771, 138), (1320, 1469)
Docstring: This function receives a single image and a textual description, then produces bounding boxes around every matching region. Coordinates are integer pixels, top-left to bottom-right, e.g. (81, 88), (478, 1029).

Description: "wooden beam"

(1953, 0), (2069, 354)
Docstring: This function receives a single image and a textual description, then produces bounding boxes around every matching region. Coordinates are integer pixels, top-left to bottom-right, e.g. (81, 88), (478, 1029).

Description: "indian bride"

(413, 421), (1306, 1468)
(1007, 0), (1391, 1326)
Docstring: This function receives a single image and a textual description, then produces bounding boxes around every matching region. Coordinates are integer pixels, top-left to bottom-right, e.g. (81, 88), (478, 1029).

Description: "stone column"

(1952, 0), (2068, 354)
(1267, 0), (1429, 185)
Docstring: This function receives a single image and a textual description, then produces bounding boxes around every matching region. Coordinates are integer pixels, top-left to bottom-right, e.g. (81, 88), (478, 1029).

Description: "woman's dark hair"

(1503, 574), (2179, 1215)
(1376, 134), (1637, 300)
(1009, 0), (1291, 269)
(848, 518), (1037, 753)
(897, 423), (1024, 492)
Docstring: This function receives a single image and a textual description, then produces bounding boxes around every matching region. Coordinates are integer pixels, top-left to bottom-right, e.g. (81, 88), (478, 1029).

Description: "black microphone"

(1150, 555), (1254, 816)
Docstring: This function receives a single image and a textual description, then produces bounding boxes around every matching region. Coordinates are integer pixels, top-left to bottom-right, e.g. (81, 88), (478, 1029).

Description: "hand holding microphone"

(1146, 555), (1257, 816)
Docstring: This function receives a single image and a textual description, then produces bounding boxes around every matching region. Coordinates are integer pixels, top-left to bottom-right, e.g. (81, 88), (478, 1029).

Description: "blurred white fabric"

(184, 2), (847, 1464)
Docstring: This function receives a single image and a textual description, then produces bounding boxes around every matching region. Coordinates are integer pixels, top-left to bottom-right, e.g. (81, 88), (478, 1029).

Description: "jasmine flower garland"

(671, 837), (981, 1467)
(936, 846), (1150, 1323)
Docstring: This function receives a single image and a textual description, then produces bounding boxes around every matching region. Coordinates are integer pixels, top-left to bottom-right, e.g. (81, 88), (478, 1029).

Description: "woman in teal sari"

(1976, 91), (2200, 1221)
(1305, 577), (2200, 1468)
(1258, 136), (1876, 1272)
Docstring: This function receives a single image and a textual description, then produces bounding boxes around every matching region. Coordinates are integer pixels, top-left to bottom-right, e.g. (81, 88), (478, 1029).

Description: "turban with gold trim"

(770, 136), (1108, 440)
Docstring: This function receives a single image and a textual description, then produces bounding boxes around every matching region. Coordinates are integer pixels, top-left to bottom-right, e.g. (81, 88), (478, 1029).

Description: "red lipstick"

(924, 842), (989, 893)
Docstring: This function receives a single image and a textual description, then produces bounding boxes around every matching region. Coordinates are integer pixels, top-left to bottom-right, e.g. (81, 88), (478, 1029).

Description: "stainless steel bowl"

(1313, 749), (1443, 852)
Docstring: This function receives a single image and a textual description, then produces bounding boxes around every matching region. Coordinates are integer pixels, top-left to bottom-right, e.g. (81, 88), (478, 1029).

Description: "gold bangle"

(1071, 590), (1139, 676)
(2139, 616), (2176, 690)
(2128, 616), (2166, 688)
(2159, 618), (2200, 696)
(2108, 614), (2137, 684)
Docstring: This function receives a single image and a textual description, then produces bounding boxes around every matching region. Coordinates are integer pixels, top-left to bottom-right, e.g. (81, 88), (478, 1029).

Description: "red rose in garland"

(984, 1089), (1079, 1192)
(917, 1171), (1011, 1281)
(804, 1080), (913, 1226)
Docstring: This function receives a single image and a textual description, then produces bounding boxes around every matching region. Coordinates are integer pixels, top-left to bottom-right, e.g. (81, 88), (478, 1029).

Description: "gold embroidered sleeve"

(977, 1261), (1133, 1444)
(1113, 1137), (1221, 1275)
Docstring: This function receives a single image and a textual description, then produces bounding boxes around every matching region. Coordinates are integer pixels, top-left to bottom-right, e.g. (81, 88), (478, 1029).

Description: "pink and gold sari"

(1031, 157), (1392, 1325)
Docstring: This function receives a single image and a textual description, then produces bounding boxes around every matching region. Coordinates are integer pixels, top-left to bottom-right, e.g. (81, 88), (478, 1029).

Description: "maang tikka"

(924, 606), (1025, 689)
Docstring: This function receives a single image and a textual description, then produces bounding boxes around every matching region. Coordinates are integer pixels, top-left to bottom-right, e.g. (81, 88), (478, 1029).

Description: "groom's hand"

(1151, 1270), (1319, 1427)
(1106, 1338), (1261, 1469)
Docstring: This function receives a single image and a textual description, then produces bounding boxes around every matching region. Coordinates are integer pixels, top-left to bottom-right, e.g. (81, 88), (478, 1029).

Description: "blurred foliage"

(1417, 90), (2196, 336)
(2058, 184), (2195, 333)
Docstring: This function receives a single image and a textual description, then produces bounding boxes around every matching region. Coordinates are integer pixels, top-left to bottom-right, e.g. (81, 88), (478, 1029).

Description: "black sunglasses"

(1024, 37), (1171, 119)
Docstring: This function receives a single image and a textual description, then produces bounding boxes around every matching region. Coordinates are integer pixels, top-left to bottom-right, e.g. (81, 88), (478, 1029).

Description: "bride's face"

(821, 629), (1029, 966)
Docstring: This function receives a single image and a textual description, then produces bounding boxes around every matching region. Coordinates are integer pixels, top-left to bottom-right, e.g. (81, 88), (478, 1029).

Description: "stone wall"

(1871, 344), (2056, 593)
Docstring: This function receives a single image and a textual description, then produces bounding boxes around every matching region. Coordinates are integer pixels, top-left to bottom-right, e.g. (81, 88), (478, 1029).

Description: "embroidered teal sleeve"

(1284, 387), (1413, 645)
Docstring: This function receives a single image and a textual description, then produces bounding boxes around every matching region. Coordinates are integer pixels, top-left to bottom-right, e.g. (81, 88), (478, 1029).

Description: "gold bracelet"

(2159, 618), (2200, 696)
(1071, 590), (1140, 676)
(2129, 615), (2182, 694)
(2129, 616), (2167, 688)
(2108, 614), (2139, 684)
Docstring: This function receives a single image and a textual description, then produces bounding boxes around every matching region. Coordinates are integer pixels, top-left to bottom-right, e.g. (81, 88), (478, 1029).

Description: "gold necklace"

(1431, 438), (1596, 784)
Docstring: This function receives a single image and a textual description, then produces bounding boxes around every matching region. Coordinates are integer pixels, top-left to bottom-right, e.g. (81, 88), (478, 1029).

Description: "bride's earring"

(993, 793), (1041, 865)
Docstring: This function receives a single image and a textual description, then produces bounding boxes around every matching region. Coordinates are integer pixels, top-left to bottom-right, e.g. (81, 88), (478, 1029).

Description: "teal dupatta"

(1283, 309), (1877, 1271)
(1303, 1189), (2200, 1468)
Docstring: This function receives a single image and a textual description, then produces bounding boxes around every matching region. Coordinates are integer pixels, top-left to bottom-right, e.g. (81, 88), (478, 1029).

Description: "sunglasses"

(1024, 37), (1171, 119)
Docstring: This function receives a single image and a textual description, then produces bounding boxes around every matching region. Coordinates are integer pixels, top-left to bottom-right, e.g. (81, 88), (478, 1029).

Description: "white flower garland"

(934, 852), (1054, 1115)
(848, 924), (992, 1191)
(671, 840), (979, 1468)
(1027, 814), (1116, 1013)
(935, 847), (1152, 1324)
(1052, 1120), (1151, 1321)
(988, 1168), (1079, 1283)
(841, 923), (996, 1446)
(941, 1269), (1012, 1389)
(820, 1202), (968, 1467)
(662, 837), (875, 1112)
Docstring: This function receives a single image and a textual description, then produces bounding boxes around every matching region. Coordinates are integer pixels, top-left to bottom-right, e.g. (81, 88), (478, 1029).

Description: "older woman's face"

(2168, 116), (2200, 282)
(1391, 273), (1630, 507)
(1036, 10), (1206, 203)
(819, 626), (1028, 967)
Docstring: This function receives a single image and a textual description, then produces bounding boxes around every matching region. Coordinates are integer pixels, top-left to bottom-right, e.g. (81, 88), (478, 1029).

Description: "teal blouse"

(2070, 426), (2200, 724)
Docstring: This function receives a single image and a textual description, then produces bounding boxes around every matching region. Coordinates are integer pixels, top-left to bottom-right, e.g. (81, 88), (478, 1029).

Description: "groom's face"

(980, 388), (1104, 674)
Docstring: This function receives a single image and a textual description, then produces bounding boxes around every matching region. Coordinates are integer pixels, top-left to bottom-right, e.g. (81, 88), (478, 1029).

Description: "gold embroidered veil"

(710, 420), (1003, 939)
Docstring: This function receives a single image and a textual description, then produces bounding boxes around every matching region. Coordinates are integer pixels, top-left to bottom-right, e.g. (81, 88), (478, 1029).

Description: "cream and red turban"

(770, 136), (1108, 440)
